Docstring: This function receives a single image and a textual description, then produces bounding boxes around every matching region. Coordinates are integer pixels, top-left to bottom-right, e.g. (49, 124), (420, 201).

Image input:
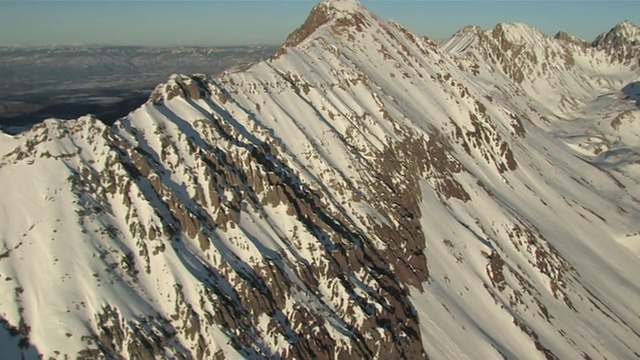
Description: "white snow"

(1, 1), (639, 358)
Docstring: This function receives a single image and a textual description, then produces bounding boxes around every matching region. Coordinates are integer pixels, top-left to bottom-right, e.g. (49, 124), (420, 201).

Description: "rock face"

(553, 31), (589, 48)
(592, 20), (640, 65)
(1, 1), (640, 359)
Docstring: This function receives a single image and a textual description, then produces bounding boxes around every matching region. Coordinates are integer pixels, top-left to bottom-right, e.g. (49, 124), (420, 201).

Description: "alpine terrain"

(1, 0), (639, 358)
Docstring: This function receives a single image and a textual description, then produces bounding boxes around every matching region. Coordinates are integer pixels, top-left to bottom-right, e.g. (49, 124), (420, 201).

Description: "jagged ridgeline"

(1, 0), (639, 359)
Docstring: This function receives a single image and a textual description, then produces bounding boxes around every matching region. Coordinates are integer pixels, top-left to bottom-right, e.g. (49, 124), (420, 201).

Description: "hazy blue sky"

(1, 1), (639, 47)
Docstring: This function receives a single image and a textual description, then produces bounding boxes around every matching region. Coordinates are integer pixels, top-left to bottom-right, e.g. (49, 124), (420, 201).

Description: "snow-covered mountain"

(592, 20), (640, 65)
(1, 0), (639, 358)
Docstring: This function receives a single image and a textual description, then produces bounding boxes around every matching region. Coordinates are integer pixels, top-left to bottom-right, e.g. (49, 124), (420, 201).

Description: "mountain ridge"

(1, 1), (640, 359)
(592, 20), (640, 64)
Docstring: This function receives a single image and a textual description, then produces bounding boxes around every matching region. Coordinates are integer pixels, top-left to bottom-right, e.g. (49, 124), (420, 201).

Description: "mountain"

(1, 0), (639, 358)
(441, 20), (640, 175)
(553, 31), (589, 48)
(441, 21), (637, 115)
(592, 20), (640, 64)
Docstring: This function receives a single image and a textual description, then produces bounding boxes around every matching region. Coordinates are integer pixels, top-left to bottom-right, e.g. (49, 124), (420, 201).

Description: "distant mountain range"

(1, 0), (639, 358)
(0, 45), (276, 85)
(0, 45), (276, 133)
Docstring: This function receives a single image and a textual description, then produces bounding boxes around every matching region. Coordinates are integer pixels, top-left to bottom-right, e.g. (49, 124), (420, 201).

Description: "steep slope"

(1, 0), (640, 359)
(442, 20), (640, 209)
(442, 22), (637, 116)
(593, 20), (640, 65)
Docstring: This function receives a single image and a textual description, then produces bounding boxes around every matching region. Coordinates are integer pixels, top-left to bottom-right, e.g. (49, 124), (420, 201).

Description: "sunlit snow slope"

(1, 0), (639, 358)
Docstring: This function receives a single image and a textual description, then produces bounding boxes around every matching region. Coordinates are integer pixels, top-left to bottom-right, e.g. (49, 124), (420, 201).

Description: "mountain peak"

(592, 20), (640, 64)
(319, 0), (364, 13)
(593, 20), (640, 44)
(491, 22), (544, 43)
(277, 0), (369, 52)
(148, 73), (210, 104)
(440, 22), (544, 55)
(614, 20), (639, 33)
(554, 30), (589, 47)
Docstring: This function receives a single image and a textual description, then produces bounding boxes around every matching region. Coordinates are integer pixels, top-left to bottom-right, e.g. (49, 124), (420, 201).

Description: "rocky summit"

(1, 0), (639, 358)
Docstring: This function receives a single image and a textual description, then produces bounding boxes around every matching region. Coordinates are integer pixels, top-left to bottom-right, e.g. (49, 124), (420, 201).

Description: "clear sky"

(1, 1), (639, 47)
